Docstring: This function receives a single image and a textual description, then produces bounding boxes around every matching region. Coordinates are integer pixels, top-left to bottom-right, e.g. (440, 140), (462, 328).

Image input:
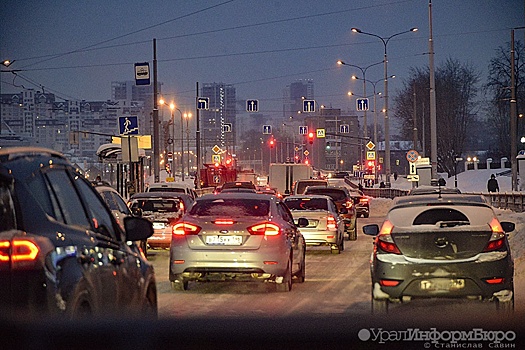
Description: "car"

(303, 186), (358, 241)
(128, 192), (192, 249)
(220, 188), (257, 194)
(0, 147), (157, 319)
(407, 185), (462, 196)
(284, 195), (345, 254)
(169, 192), (306, 292)
(362, 193), (515, 314)
(94, 181), (149, 255)
(292, 179), (328, 195)
(332, 171), (350, 179)
(147, 182), (198, 200)
(348, 189), (371, 218)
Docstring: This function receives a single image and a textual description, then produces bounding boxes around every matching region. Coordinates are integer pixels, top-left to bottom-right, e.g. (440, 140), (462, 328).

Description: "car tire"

(371, 298), (389, 314)
(331, 245), (340, 254)
(67, 282), (93, 319)
(276, 259), (292, 292)
(348, 229), (357, 241)
(294, 253), (306, 283)
(339, 236), (345, 251)
(142, 284), (158, 319)
(364, 212), (370, 218)
(171, 279), (189, 291)
(495, 289), (514, 314)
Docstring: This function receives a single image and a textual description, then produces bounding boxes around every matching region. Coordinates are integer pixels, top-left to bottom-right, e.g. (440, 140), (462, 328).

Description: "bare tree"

(393, 58), (479, 175)
(485, 40), (525, 158)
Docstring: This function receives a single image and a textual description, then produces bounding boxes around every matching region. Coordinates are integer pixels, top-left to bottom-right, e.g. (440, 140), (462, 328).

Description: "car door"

(276, 201), (302, 273)
(73, 174), (144, 309)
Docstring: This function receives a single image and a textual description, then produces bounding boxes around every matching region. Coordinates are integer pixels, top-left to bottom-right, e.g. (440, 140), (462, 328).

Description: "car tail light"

(360, 197), (369, 204)
(247, 222), (281, 236)
(376, 220), (401, 254)
(0, 239), (40, 267)
(380, 279), (402, 287)
(214, 219), (235, 225)
(326, 216), (337, 230)
(172, 222), (201, 236)
(484, 218), (506, 252)
(179, 201), (185, 212)
(483, 277), (505, 284)
(345, 201), (353, 208)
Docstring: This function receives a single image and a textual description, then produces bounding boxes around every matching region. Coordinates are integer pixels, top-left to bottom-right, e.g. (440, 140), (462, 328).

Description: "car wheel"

(364, 213), (370, 218)
(67, 286), (92, 319)
(371, 298), (388, 314)
(276, 259), (292, 292)
(294, 254), (306, 283)
(348, 229), (357, 241)
(340, 236), (345, 251)
(495, 289), (514, 314)
(171, 278), (189, 291)
(331, 245), (340, 254)
(142, 284), (158, 319)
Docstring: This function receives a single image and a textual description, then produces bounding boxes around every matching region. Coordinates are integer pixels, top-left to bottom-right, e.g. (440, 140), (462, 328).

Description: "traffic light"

(165, 163), (171, 174)
(269, 139), (275, 149)
(367, 160), (375, 172)
(308, 132), (314, 145)
(225, 158), (232, 166)
(304, 158), (309, 165)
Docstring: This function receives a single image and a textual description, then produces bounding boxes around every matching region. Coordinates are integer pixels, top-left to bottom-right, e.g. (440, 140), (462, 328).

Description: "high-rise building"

(200, 82), (237, 161)
(282, 79), (314, 119)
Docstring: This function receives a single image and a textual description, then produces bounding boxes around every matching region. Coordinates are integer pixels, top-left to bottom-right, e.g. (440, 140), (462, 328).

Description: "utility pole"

(152, 39), (160, 183)
(429, 0), (438, 181)
(195, 82), (201, 189)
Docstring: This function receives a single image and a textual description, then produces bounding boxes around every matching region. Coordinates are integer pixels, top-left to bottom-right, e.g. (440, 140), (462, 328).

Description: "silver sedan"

(284, 195), (345, 254)
(169, 193), (306, 292)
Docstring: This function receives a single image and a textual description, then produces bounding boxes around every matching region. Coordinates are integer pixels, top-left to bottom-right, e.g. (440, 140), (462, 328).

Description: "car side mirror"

(297, 217), (309, 228)
(131, 207), (143, 217)
(362, 224), (380, 236)
(500, 221), (515, 233)
(339, 207), (348, 214)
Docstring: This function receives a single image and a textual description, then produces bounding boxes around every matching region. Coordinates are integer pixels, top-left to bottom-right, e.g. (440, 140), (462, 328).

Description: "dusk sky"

(1, 0), (523, 130)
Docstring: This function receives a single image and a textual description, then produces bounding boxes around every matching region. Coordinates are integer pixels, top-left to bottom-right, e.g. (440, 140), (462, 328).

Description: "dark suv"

(0, 147), (157, 319)
(303, 186), (358, 240)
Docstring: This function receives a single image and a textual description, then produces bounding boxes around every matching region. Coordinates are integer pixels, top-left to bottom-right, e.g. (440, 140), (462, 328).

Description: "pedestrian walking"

(487, 174), (499, 192)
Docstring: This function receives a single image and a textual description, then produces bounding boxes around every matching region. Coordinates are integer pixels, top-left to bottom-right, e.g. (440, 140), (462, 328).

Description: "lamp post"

(351, 75), (395, 147)
(351, 27), (418, 186)
(337, 60), (382, 139)
(184, 112), (192, 177)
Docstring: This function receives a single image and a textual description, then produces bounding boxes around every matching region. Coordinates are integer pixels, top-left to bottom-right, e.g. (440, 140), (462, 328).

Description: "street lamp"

(351, 27), (418, 186)
(337, 60), (382, 139)
(159, 99), (185, 181)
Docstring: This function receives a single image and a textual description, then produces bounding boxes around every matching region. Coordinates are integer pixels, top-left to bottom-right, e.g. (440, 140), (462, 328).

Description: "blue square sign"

(119, 116), (139, 135)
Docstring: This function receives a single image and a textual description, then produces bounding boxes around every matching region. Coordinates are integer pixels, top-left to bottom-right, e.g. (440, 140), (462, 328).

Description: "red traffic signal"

(308, 132), (314, 144)
(269, 139), (275, 148)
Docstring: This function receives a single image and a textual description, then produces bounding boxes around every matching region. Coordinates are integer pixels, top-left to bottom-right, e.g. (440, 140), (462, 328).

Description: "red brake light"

(247, 222), (281, 236)
(214, 219), (235, 225)
(376, 220), (401, 254)
(483, 232), (505, 252)
(326, 216), (337, 230)
(346, 201), (353, 208)
(172, 222), (201, 236)
(380, 279), (401, 287)
(0, 239), (40, 264)
(360, 198), (369, 203)
(483, 277), (505, 284)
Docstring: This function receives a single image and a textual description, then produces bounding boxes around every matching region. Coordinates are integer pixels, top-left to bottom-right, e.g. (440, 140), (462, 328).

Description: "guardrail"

(361, 187), (525, 212)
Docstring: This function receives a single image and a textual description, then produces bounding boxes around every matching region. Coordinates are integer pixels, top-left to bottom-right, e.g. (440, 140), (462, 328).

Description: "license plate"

(205, 235), (243, 246)
(152, 222), (166, 229)
(420, 279), (465, 291)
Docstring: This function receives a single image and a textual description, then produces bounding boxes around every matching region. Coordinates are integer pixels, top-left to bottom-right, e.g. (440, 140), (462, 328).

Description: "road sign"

(406, 149), (419, 162)
(119, 116), (139, 135)
(366, 141), (376, 151)
(167, 151), (173, 161)
(212, 154), (221, 164)
(246, 99), (258, 112)
(407, 174), (420, 182)
(303, 99), (316, 112)
(222, 123), (232, 133)
(366, 151), (376, 160)
(316, 128), (325, 138)
(263, 125), (272, 135)
(299, 126), (308, 135)
(409, 162), (417, 175)
(340, 124), (350, 134)
(134, 62), (150, 86)
(356, 98), (369, 111)
(213, 175), (221, 183)
(212, 145), (222, 154)
(303, 150), (310, 156)
(197, 97), (209, 110)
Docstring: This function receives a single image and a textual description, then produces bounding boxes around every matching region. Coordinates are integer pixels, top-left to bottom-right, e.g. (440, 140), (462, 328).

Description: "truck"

(268, 163), (313, 195)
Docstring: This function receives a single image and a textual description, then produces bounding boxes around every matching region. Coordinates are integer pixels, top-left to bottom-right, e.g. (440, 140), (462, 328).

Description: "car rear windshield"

(295, 181), (327, 194)
(285, 198), (328, 211)
(131, 199), (180, 213)
(222, 182), (256, 190)
(190, 198), (269, 217)
(305, 188), (346, 201)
